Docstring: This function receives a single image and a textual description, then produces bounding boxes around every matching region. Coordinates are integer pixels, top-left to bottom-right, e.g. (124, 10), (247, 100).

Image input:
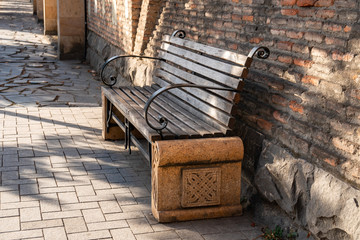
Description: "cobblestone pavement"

(0, 0), (264, 239)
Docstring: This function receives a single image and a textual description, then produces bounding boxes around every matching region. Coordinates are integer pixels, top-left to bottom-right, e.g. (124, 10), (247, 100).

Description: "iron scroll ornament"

(143, 84), (241, 133)
(100, 55), (164, 87)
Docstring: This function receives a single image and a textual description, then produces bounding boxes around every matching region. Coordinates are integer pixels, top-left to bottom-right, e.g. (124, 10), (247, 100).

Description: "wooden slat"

(153, 76), (234, 127)
(158, 61), (241, 102)
(113, 88), (178, 140)
(161, 42), (248, 78)
(139, 86), (220, 137)
(154, 69), (235, 114)
(158, 51), (242, 90)
(150, 84), (233, 133)
(163, 35), (252, 67)
(102, 87), (169, 141)
(122, 87), (197, 138)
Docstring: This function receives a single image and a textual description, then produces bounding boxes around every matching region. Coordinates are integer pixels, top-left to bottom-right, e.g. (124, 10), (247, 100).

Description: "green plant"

(262, 225), (284, 240)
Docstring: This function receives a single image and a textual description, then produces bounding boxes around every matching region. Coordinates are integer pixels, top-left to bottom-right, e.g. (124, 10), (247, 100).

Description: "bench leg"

(151, 137), (244, 223)
(102, 93), (125, 140)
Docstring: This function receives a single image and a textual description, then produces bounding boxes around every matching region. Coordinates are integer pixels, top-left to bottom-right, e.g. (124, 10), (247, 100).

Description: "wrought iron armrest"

(248, 46), (270, 59)
(100, 55), (164, 87)
(144, 84), (241, 134)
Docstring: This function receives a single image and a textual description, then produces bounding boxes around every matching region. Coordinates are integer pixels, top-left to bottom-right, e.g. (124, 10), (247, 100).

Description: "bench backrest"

(153, 34), (256, 134)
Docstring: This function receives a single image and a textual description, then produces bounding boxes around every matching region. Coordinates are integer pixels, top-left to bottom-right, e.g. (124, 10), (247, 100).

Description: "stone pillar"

(33, 0), (37, 15)
(36, 0), (43, 22)
(151, 137), (243, 222)
(57, 0), (85, 60)
(43, 0), (57, 35)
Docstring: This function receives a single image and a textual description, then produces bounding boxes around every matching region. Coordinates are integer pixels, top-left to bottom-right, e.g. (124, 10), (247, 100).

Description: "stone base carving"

(151, 137), (243, 222)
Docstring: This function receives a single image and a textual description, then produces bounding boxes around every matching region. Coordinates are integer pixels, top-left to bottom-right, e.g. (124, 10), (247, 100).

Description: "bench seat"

(102, 84), (229, 142)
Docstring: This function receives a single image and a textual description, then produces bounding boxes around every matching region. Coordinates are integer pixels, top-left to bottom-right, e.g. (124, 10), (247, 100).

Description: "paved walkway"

(0, 0), (263, 239)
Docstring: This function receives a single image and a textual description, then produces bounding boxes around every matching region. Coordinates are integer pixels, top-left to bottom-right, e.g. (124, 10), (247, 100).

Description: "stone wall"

(86, 0), (360, 238)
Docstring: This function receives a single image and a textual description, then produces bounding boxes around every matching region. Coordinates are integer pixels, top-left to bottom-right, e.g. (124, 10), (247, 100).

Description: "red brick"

(325, 37), (346, 46)
(231, 14), (242, 21)
(297, 0), (316, 6)
(316, 10), (335, 19)
(257, 118), (273, 132)
(323, 23), (342, 32)
(277, 41), (293, 51)
(281, 9), (298, 16)
(286, 31), (304, 39)
(305, 20), (322, 30)
(242, 0), (253, 4)
(278, 55), (293, 64)
(332, 51), (354, 62)
(301, 75), (320, 86)
(248, 37), (263, 44)
(271, 95), (287, 106)
(344, 26), (352, 32)
(314, 0), (334, 7)
(311, 47), (328, 57)
(281, 0), (296, 5)
(304, 32), (324, 43)
(273, 111), (288, 124)
(289, 100), (304, 114)
(311, 147), (338, 167)
(293, 44), (309, 54)
(228, 43), (238, 50)
(294, 59), (313, 68)
(298, 9), (316, 18)
(270, 29), (286, 36)
(225, 31), (237, 39)
(332, 137), (356, 154)
(243, 15), (254, 21)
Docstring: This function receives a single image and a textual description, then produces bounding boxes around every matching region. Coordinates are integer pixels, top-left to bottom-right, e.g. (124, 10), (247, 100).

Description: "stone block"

(36, 0), (43, 21)
(57, 0), (85, 59)
(151, 137), (243, 222)
(43, 0), (57, 35)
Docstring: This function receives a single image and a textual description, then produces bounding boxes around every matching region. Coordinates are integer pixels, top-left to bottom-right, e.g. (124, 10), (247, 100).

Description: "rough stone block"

(151, 137), (243, 222)
(43, 0), (57, 35)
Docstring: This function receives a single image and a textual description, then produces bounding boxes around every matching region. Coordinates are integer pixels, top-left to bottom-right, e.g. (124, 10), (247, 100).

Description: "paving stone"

(67, 230), (112, 240)
(0, 229), (43, 240)
(43, 227), (67, 240)
(203, 232), (248, 240)
(87, 220), (128, 231)
(21, 219), (63, 230)
(63, 217), (87, 234)
(127, 218), (153, 234)
(82, 208), (106, 223)
(135, 231), (181, 240)
(20, 207), (41, 222)
(99, 200), (122, 214)
(110, 228), (136, 240)
(0, 216), (20, 232)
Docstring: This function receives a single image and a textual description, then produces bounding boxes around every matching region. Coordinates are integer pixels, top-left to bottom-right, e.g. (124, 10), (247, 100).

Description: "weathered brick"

(278, 55), (293, 64)
(298, 9), (316, 18)
(294, 59), (313, 68)
(277, 41), (293, 51)
(316, 10), (335, 19)
(286, 31), (304, 39)
(314, 0), (335, 7)
(332, 137), (356, 154)
(281, 9), (298, 16)
(310, 146), (338, 167)
(257, 118), (273, 132)
(301, 75), (320, 86)
(297, 0), (316, 7)
(243, 15), (254, 22)
(273, 111), (289, 124)
(271, 95), (287, 106)
(281, 0), (296, 6)
(289, 100), (304, 114)
(304, 32), (324, 43)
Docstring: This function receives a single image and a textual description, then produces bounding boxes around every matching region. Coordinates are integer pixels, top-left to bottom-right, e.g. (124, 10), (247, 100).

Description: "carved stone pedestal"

(151, 137), (243, 222)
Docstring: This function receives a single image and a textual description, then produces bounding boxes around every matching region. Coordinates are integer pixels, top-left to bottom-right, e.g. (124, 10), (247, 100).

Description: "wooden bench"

(100, 30), (270, 222)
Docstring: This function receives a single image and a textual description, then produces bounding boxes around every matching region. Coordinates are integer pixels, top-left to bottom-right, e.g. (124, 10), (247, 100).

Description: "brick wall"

(86, 0), (360, 236)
